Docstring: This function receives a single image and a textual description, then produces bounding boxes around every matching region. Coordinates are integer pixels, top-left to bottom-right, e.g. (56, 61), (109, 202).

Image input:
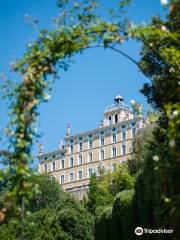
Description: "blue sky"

(0, 0), (167, 163)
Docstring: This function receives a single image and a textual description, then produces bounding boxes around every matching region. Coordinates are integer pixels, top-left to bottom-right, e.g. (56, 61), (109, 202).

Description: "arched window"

(100, 149), (105, 160)
(70, 157), (74, 167)
(122, 130), (126, 141)
(52, 161), (56, 171)
(60, 175), (64, 184)
(89, 152), (93, 162)
(112, 146), (117, 157)
(115, 114), (118, 123)
(69, 172), (73, 182)
(61, 159), (64, 169)
(132, 127), (136, 138)
(78, 154), (83, 165)
(44, 163), (48, 172)
(70, 144), (74, 154)
(109, 116), (112, 125)
(100, 137), (105, 146)
(88, 168), (93, 178)
(89, 139), (93, 149)
(122, 143), (126, 155)
(79, 142), (83, 152)
(78, 170), (83, 180)
(112, 133), (117, 143)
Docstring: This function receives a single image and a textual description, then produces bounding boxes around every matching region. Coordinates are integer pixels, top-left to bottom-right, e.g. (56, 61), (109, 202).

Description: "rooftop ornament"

(39, 143), (44, 155)
(114, 95), (124, 105)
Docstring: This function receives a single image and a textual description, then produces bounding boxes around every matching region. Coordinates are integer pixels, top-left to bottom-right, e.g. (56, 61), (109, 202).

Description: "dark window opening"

(109, 116), (112, 124)
(115, 114), (118, 123)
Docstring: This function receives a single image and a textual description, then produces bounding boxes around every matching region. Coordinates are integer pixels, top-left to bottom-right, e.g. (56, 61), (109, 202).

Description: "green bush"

(109, 165), (135, 196)
(94, 189), (135, 240)
(0, 222), (18, 240)
(28, 174), (62, 212)
(95, 205), (112, 240)
(0, 175), (94, 240)
(111, 189), (135, 240)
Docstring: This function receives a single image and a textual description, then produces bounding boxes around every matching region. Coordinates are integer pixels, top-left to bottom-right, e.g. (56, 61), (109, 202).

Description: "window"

(70, 157), (74, 167)
(60, 175), (64, 184)
(78, 154), (83, 165)
(122, 130), (126, 141)
(70, 144), (74, 154)
(79, 142), (83, 152)
(100, 137), (104, 146)
(44, 163), (48, 172)
(89, 139), (93, 149)
(122, 143), (126, 155)
(88, 168), (93, 178)
(115, 114), (118, 123)
(69, 172), (73, 182)
(132, 127), (136, 138)
(78, 170), (83, 180)
(52, 161), (56, 171)
(112, 133), (117, 143)
(89, 152), (93, 162)
(61, 159), (65, 169)
(109, 116), (112, 125)
(112, 146), (117, 157)
(100, 149), (105, 160)
(112, 163), (116, 171)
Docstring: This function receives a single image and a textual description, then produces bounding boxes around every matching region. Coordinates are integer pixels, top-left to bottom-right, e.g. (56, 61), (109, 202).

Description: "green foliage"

(24, 202), (94, 240)
(0, 221), (18, 240)
(134, 150), (163, 228)
(24, 177), (94, 240)
(147, 110), (159, 123)
(111, 189), (135, 240)
(84, 173), (113, 215)
(28, 175), (62, 212)
(94, 189), (135, 240)
(95, 205), (112, 240)
(84, 165), (134, 215)
(24, 209), (56, 240)
(128, 126), (153, 175)
(0, 175), (94, 240)
(130, 2), (180, 238)
(84, 167), (135, 240)
(109, 164), (135, 196)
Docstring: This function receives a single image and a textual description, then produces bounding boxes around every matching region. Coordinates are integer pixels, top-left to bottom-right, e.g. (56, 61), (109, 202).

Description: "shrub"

(111, 189), (135, 240)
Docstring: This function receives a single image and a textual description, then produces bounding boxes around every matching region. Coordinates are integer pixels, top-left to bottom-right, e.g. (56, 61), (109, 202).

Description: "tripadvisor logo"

(135, 227), (174, 235)
(135, 227), (143, 235)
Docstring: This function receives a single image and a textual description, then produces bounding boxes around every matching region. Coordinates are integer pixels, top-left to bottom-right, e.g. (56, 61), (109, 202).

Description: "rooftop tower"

(103, 95), (133, 126)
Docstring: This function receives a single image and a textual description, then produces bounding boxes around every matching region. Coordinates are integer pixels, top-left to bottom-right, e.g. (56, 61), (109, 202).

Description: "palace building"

(38, 95), (144, 199)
